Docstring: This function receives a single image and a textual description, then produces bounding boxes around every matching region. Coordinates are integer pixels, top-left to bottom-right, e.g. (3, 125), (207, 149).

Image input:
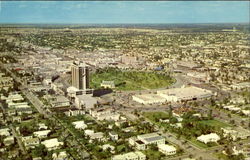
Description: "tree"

(208, 109), (213, 120)
(32, 144), (47, 158)
(168, 105), (173, 118)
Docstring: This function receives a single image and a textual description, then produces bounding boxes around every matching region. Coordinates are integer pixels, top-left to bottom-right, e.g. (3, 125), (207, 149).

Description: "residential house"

(3, 136), (15, 146)
(72, 121), (87, 130)
(41, 138), (63, 151)
(33, 130), (51, 139)
(109, 131), (119, 141)
(23, 138), (40, 148)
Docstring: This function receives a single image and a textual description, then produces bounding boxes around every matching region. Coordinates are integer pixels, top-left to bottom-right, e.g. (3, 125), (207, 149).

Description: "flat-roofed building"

(132, 94), (167, 104)
(158, 144), (177, 155)
(157, 86), (214, 102)
(129, 133), (165, 150)
(75, 94), (97, 109)
(222, 127), (250, 141)
(41, 138), (63, 151)
(112, 151), (146, 160)
(0, 73), (13, 89)
(23, 138), (40, 148)
(33, 130), (51, 139)
(51, 96), (70, 108)
(197, 133), (220, 144)
(137, 133), (165, 145)
(231, 82), (250, 90)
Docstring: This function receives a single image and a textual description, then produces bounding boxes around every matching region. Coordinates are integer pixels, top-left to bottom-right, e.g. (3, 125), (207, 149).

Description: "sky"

(0, 1), (249, 24)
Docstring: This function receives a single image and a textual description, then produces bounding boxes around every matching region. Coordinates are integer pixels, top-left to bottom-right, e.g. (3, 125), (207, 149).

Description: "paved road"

(10, 125), (27, 154)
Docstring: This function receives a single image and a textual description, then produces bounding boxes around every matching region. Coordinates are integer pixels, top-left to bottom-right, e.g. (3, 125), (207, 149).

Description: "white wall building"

(112, 151), (146, 160)
(158, 144), (177, 155)
(197, 133), (220, 144)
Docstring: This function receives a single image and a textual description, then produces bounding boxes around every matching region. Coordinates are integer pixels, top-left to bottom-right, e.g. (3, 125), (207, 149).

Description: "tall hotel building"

(71, 62), (90, 90)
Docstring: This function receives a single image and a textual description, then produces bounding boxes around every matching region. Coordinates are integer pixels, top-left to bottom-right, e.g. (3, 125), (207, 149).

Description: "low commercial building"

(197, 133), (220, 144)
(132, 94), (167, 104)
(51, 96), (70, 108)
(112, 151), (146, 160)
(64, 109), (85, 117)
(75, 94), (97, 109)
(158, 144), (177, 155)
(222, 127), (250, 141)
(97, 113), (120, 121)
(129, 133), (165, 150)
(157, 86), (214, 102)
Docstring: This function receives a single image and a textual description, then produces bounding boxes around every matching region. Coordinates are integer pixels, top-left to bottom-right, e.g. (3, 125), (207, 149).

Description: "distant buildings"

(0, 72), (13, 90)
(121, 55), (137, 65)
(231, 82), (250, 90)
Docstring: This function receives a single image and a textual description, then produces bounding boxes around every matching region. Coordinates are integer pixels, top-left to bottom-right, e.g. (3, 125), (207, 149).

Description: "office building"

(71, 61), (90, 90)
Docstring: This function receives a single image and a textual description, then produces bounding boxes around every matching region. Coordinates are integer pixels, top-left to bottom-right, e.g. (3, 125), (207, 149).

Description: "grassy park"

(90, 68), (174, 91)
(198, 120), (232, 128)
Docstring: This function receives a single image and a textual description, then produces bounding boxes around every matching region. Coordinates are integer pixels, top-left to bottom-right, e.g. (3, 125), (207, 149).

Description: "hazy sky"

(0, 1), (249, 24)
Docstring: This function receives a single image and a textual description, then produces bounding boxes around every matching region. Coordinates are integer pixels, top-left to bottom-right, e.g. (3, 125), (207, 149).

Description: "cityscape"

(0, 1), (249, 160)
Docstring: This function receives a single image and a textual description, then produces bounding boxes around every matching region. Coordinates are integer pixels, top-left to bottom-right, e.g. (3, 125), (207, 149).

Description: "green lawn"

(90, 68), (174, 91)
(142, 149), (165, 160)
(199, 120), (231, 128)
(143, 112), (169, 123)
(190, 138), (210, 149)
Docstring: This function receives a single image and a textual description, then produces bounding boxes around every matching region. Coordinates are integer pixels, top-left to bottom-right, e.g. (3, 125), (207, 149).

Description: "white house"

(33, 130), (51, 139)
(158, 144), (177, 155)
(72, 121), (87, 130)
(197, 133), (220, 144)
(52, 151), (68, 160)
(109, 131), (119, 141)
(3, 136), (15, 146)
(0, 128), (10, 136)
(42, 138), (63, 151)
(38, 123), (48, 130)
(23, 138), (40, 148)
